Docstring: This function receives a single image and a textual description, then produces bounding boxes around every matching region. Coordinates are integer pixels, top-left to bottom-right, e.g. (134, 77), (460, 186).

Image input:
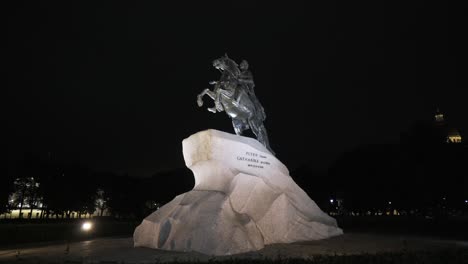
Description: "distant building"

(0, 179), (111, 219)
(433, 108), (462, 144)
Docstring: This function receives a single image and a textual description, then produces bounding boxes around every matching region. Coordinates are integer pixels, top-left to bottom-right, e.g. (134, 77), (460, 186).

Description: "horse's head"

(212, 54), (241, 78)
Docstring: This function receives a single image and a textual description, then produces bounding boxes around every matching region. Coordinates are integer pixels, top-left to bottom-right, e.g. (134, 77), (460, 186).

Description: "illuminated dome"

(433, 108), (462, 144)
(434, 108), (445, 123)
(447, 127), (462, 143)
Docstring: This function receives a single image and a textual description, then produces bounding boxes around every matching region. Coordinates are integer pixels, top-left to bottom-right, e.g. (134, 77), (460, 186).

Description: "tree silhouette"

(102, 174), (145, 219)
(9, 153), (100, 219)
(326, 118), (468, 216)
(95, 188), (109, 216)
(0, 162), (12, 215)
(291, 165), (331, 209)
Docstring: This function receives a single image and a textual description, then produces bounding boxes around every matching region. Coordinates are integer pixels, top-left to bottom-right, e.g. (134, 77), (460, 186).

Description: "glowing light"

(330, 199), (334, 203)
(388, 201), (392, 205)
(465, 200), (468, 204)
(448, 135), (462, 143)
(435, 113), (444, 122)
(81, 222), (93, 231)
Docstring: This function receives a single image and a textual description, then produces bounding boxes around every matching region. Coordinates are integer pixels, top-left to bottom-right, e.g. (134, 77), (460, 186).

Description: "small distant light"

(443, 197), (446, 200)
(81, 222), (93, 231)
(388, 201), (392, 205)
(330, 199), (334, 203)
(465, 200), (468, 204)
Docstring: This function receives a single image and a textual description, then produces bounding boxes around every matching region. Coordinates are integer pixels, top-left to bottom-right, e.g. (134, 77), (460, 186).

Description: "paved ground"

(0, 233), (466, 263)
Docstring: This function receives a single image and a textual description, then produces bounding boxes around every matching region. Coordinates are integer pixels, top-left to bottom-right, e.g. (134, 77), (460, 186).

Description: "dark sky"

(6, 1), (467, 177)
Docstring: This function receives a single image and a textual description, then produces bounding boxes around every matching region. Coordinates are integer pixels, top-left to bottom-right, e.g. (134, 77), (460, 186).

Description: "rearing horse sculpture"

(197, 54), (274, 155)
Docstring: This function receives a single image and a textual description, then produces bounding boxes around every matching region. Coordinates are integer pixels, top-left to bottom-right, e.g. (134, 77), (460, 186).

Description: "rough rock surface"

(134, 129), (343, 255)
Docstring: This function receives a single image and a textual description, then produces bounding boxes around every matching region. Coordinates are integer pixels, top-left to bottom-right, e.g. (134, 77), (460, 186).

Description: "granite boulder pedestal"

(134, 129), (343, 255)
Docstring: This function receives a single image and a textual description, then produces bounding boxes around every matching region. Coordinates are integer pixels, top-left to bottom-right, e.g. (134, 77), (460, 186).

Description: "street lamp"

(81, 221), (93, 232)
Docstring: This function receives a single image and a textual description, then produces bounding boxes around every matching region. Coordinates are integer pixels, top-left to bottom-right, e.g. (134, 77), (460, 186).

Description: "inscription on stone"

(237, 151), (270, 169)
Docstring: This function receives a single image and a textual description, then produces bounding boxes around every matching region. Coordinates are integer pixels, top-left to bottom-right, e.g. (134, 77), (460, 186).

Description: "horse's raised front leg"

(197, 88), (220, 113)
(197, 88), (216, 107)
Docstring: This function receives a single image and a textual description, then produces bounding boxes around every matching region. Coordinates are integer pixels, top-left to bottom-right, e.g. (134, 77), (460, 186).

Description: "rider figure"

(239, 60), (254, 94)
(238, 60), (266, 121)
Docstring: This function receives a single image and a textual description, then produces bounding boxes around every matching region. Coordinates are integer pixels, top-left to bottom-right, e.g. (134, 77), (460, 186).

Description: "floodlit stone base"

(134, 129), (343, 255)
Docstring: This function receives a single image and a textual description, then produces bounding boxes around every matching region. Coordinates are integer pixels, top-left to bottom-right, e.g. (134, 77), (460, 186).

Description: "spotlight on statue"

(81, 221), (93, 232)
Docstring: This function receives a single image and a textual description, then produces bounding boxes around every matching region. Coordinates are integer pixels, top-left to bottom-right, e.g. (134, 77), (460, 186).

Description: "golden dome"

(447, 127), (462, 143)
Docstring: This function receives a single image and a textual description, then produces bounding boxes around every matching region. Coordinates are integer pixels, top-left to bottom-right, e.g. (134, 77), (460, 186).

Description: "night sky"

(6, 2), (467, 177)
